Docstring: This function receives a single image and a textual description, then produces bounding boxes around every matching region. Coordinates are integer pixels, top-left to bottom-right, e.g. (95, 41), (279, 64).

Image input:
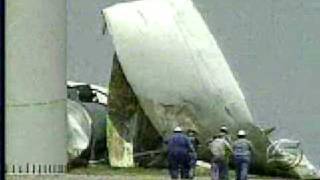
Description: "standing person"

(219, 125), (233, 177)
(208, 133), (232, 180)
(233, 130), (254, 180)
(165, 126), (195, 180)
(187, 129), (200, 179)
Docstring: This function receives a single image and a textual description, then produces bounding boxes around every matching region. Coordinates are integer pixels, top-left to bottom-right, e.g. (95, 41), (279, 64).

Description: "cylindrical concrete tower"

(5, 0), (67, 174)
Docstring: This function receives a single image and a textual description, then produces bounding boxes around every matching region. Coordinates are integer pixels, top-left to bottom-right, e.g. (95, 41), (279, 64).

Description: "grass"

(68, 164), (272, 179)
(69, 164), (170, 177)
(69, 164), (289, 179)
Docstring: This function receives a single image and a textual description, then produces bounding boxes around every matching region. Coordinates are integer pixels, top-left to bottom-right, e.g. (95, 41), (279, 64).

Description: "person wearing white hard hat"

(174, 126), (182, 132)
(165, 126), (195, 179)
(233, 130), (254, 180)
(237, 130), (246, 136)
(209, 132), (232, 180)
(220, 126), (228, 133)
(219, 125), (232, 145)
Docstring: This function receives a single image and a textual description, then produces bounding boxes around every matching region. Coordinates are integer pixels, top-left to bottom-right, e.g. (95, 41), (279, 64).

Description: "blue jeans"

(168, 152), (190, 179)
(234, 156), (250, 180)
(211, 157), (228, 180)
(189, 153), (197, 179)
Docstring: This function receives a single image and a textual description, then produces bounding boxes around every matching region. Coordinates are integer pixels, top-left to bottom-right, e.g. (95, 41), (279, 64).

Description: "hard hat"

(174, 126), (182, 132)
(220, 126), (228, 132)
(237, 130), (246, 136)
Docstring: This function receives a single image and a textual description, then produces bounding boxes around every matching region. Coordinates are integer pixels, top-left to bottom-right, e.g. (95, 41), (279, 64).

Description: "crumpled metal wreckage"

(66, 81), (108, 166)
(101, 0), (320, 178)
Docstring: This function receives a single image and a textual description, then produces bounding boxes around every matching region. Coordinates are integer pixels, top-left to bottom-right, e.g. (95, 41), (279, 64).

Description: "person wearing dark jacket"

(187, 129), (200, 179)
(165, 126), (195, 180)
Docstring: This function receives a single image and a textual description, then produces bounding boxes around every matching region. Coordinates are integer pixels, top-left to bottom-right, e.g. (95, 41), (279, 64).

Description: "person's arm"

(224, 140), (233, 153)
(164, 137), (169, 145)
(195, 138), (200, 146)
(247, 140), (256, 161)
(248, 141), (255, 153)
(187, 138), (196, 153)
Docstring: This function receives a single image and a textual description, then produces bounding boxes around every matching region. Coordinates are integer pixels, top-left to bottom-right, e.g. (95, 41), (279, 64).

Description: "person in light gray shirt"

(208, 132), (232, 180)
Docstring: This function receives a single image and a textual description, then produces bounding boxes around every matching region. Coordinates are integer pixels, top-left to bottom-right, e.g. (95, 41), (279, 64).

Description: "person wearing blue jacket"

(233, 130), (254, 180)
(165, 126), (195, 180)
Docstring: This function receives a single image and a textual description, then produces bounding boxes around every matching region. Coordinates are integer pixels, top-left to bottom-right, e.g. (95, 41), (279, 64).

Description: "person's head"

(217, 132), (225, 138)
(220, 126), (228, 134)
(187, 129), (197, 136)
(174, 126), (182, 133)
(237, 130), (246, 138)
